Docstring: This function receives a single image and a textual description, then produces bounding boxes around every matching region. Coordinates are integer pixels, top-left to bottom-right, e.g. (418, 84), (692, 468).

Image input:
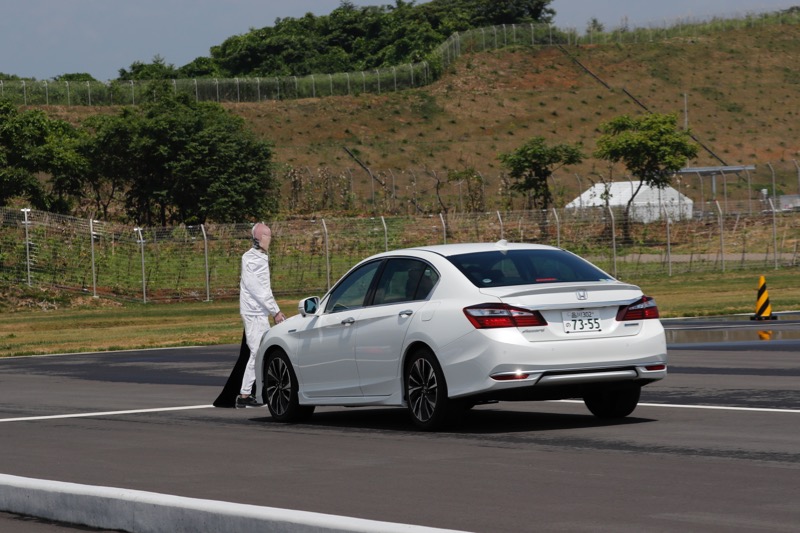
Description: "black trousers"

(213, 330), (251, 408)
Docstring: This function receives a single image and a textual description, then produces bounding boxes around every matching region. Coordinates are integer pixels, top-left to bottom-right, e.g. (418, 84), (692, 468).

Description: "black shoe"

(235, 395), (262, 408)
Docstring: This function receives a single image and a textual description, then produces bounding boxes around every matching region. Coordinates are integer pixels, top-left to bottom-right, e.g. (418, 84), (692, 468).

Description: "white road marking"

(2, 401), (799, 423)
(0, 404), (214, 423)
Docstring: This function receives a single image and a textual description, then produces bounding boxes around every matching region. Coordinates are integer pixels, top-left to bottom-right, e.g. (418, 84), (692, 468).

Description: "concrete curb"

(0, 474), (467, 533)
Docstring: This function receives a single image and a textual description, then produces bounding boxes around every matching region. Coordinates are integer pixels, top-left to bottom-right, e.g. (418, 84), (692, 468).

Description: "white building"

(566, 181), (693, 223)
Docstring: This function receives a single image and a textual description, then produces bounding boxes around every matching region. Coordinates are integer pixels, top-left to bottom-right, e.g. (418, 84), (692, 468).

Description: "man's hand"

(275, 311), (286, 323)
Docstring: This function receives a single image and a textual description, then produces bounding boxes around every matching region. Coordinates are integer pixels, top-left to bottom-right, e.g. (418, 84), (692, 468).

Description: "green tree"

(594, 113), (699, 241)
(586, 17), (604, 35)
(118, 55), (178, 81)
(78, 110), (140, 219)
(499, 136), (584, 212)
(54, 73), (97, 82)
(0, 99), (84, 211)
(82, 84), (276, 225)
(201, 0), (554, 78)
(176, 57), (224, 79)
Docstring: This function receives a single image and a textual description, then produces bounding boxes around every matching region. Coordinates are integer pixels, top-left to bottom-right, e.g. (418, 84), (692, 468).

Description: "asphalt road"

(1, 325), (799, 532)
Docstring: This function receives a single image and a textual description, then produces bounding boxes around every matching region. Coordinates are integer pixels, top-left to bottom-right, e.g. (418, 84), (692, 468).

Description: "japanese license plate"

(562, 310), (602, 333)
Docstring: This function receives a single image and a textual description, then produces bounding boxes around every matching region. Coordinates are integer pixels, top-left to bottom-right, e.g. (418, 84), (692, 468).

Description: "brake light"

(464, 303), (547, 329)
(617, 296), (660, 321)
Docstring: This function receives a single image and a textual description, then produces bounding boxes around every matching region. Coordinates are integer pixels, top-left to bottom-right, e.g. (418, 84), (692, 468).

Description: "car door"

(293, 260), (381, 398)
(354, 258), (439, 397)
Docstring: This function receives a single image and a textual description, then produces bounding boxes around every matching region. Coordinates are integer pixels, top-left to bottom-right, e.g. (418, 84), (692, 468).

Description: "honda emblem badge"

(576, 290), (588, 300)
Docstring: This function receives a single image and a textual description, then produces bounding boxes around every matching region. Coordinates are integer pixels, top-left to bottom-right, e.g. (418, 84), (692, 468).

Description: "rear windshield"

(447, 249), (614, 288)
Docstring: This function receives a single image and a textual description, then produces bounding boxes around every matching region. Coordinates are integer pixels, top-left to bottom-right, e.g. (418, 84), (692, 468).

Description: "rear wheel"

(583, 386), (641, 419)
(264, 350), (314, 423)
(405, 347), (449, 430)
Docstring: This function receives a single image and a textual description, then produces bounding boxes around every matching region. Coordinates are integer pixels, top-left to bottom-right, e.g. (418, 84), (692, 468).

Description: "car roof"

(393, 240), (561, 258)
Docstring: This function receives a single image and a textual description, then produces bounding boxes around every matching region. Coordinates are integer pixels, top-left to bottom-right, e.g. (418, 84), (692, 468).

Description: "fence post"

(89, 218), (98, 298)
(134, 227), (147, 303)
(715, 201), (725, 273)
(794, 159), (800, 195)
(201, 224), (211, 301)
(768, 199), (779, 270)
(321, 219), (331, 291)
(551, 208), (561, 248)
(21, 208), (32, 286)
(439, 213), (447, 244)
(768, 162), (777, 203)
(606, 206), (617, 278)
(663, 210), (672, 277)
(381, 216), (388, 251)
(497, 211), (504, 240)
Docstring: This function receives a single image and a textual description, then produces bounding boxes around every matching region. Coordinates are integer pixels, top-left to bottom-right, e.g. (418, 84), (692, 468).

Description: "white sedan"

(255, 241), (667, 430)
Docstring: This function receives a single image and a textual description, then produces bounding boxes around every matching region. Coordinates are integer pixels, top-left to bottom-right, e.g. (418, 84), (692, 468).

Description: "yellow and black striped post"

(751, 275), (778, 320)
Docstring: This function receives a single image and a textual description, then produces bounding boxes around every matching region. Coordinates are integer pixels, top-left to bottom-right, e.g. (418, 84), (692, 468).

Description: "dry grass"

(220, 23), (800, 208)
(2, 270), (799, 358)
(37, 22), (800, 212)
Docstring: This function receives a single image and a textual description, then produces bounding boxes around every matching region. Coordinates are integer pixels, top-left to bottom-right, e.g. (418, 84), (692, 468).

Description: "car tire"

(264, 349), (314, 423)
(405, 347), (449, 430)
(583, 386), (641, 419)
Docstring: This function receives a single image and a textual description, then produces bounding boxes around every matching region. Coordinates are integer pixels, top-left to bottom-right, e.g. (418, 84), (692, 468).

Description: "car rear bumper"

(439, 321), (667, 399)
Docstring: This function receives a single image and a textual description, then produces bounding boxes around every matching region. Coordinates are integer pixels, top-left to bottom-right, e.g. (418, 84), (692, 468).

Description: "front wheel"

(405, 347), (449, 430)
(583, 386), (641, 419)
(264, 350), (314, 423)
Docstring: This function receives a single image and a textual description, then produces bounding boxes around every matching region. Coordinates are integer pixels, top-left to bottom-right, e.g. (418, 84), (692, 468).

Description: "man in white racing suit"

(237, 222), (285, 408)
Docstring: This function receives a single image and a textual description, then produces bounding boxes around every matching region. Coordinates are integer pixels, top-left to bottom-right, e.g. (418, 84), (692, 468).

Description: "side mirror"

(298, 297), (320, 317)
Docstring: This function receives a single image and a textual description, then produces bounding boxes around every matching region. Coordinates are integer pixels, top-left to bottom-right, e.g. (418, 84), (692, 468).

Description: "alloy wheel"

(408, 357), (438, 423)
(266, 356), (292, 416)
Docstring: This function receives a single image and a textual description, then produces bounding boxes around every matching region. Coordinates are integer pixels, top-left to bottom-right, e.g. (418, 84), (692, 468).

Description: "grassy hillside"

(42, 19), (800, 213)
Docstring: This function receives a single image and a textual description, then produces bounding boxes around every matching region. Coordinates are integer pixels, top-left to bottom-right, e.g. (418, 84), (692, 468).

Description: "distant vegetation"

(3, 0), (553, 82)
(0, 86), (277, 225)
(2, 2), (800, 224)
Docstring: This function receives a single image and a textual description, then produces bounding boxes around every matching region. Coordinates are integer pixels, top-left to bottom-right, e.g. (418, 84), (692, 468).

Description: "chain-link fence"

(3, 10), (797, 106)
(1, 206), (797, 303)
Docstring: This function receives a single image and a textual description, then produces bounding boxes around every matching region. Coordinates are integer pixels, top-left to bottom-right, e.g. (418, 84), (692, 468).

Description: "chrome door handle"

(341, 317), (355, 326)
(399, 310), (413, 317)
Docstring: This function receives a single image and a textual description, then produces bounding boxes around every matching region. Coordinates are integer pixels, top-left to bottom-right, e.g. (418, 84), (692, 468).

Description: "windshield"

(447, 249), (614, 288)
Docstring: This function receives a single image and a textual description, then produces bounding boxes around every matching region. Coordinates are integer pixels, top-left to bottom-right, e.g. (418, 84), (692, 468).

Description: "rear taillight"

(617, 296), (660, 321)
(464, 303), (547, 329)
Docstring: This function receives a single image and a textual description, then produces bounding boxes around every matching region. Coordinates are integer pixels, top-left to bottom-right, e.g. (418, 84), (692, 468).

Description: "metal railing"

(1, 206), (797, 303)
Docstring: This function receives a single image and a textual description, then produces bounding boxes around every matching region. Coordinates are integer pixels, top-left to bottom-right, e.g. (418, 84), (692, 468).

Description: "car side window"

(371, 259), (439, 305)
(408, 265), (439, 300)
(325, 260), (381, 313)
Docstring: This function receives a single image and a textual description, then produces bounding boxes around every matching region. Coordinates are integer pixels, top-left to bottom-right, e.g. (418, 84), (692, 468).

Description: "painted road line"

(0, 404), (214, 423)
(3, 401), (800, 423)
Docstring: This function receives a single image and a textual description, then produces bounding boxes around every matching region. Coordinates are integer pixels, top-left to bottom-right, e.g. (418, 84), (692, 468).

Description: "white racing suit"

(239, 247), (281, 395)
